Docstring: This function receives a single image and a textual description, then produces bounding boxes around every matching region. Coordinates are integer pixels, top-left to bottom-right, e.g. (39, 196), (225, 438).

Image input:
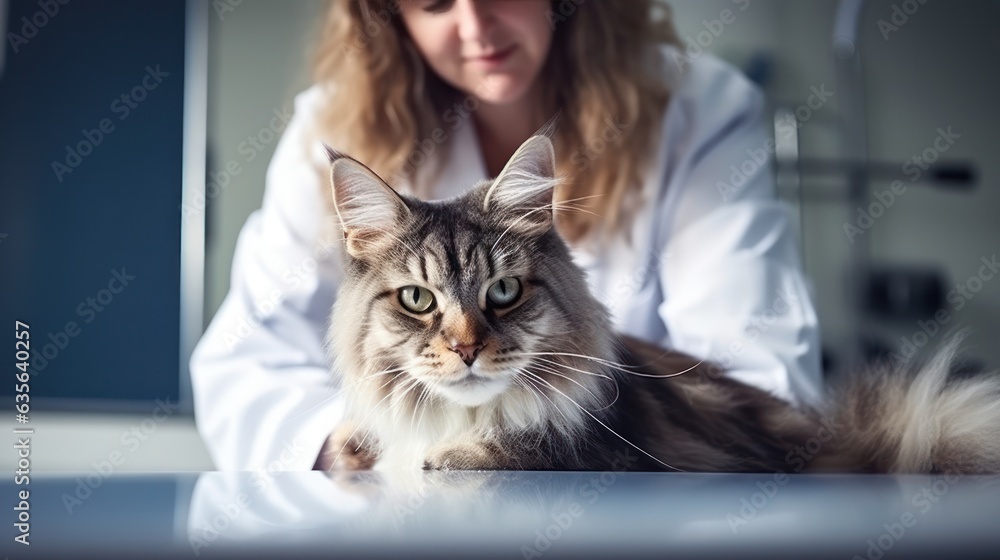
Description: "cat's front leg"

(318, 421), (380, 471)
(423, 439), (508, 470)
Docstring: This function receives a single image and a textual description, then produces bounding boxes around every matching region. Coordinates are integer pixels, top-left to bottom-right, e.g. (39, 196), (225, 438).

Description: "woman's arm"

(655, 52), (824, 408)
(190, 87), (347, 470)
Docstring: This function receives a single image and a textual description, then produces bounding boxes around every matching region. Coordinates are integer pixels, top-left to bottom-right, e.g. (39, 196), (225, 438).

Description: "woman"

(190, 0), (823, 471)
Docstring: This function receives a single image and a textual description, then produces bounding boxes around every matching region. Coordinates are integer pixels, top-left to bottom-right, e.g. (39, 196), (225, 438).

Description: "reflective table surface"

(4, 470), (1000, 559)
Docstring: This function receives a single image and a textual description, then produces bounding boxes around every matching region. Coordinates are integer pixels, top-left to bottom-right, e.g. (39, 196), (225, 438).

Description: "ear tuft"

(482, 135), (559, 236)
(321, 141), (347, 165)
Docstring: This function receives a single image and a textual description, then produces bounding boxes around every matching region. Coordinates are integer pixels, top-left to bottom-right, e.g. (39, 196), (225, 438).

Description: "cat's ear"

(482, 135), (559, 236)
(325, 144), (411, 259)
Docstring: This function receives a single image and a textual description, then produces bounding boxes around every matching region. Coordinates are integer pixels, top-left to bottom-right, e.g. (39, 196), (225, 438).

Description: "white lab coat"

(190, 47), (824, 471)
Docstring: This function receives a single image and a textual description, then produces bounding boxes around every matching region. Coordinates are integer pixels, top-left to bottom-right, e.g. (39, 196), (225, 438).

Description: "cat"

(316, 134), (1000, 475)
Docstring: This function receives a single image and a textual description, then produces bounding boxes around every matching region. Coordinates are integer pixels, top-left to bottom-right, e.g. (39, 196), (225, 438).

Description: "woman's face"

(398, 0), (553, 106)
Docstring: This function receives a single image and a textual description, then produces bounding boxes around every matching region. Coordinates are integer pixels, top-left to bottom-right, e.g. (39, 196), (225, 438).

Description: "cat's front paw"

(423, 441), (500, 470)
(320, 422), (379, 471)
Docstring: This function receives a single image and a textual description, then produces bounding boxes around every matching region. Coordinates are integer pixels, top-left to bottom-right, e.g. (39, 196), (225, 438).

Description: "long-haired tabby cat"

(317, 134), (1000, 475)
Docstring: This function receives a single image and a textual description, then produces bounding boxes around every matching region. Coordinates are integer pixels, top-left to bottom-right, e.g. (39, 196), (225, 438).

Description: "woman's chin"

(465, 75), (536, 107)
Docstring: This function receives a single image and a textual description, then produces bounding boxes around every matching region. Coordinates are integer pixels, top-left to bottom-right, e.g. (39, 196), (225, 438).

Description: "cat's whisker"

(512, 351), (702, 379)
(535, 193), (608, 221)
(375, 372), (401, 392)
(397, 376), (423, 406)
(527, 360), (621, 412)
(512, 351), (642, 371)
(588, 341), (708, 375)
(387, 375), (422, 420)
(552, 207), (600, 218)
(597, 381), (622, 411)
(356, 375), (421, 453)
(528, 364), (617, 413)
(360, 371), (403, 387)
(492, 250), (513, 265)
(346, 377), (417, 464)
(528, 356), (614, 380)
(413, 385), (436, 437)
(519, 369), (685, 472)
(328, 387), (400, 469)
(556, 193), (607, 204)
(277, 387), (347, 429)
(514, 369), (577, 428)
(360, 365), (409, 382)
(642, 359), (705, 378)
(489, 203), (558, 259)
(490, 238), (519, 266)
(354, 422), (380, 456)
(510, 373), (546, 412)
(534, 357), (701, 394)
(552, 200), (597, 210)
(338, 224), (424, 263)
(525, 362), (607, 403)
(546, 201), (601, 218)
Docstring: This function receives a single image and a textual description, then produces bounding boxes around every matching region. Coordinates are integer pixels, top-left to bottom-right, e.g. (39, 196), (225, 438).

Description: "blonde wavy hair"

(310, 0), (681, 247)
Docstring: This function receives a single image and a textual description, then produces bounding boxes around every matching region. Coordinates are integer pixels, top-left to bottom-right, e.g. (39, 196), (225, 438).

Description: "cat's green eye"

(399, 286), (436, 314)
(487, 277), (522, 309)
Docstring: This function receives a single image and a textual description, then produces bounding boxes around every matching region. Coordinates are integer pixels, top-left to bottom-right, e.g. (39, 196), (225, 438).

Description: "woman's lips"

(468, 45), (516, 67)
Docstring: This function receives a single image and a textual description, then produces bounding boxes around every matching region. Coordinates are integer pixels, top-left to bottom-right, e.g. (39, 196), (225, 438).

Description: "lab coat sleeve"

(190, 87), (347, 470)
(656, 59), (824, 407)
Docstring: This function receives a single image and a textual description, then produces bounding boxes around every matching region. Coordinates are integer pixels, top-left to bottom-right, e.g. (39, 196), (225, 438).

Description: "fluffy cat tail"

(810, 332), (1000, 474)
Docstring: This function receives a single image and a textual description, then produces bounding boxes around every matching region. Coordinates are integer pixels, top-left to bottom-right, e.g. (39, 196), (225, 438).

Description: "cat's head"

(325, 135), (616, 418)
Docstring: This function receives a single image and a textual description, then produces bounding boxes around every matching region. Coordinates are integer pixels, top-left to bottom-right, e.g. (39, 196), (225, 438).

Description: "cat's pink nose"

(450, 342), (485, 366)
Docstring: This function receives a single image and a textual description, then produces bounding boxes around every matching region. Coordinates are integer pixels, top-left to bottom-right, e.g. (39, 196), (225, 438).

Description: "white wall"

(204, 0), (325, 324)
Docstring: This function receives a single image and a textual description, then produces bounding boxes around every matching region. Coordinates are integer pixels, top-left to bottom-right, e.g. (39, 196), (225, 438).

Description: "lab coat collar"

(424, 100), (668, 196)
